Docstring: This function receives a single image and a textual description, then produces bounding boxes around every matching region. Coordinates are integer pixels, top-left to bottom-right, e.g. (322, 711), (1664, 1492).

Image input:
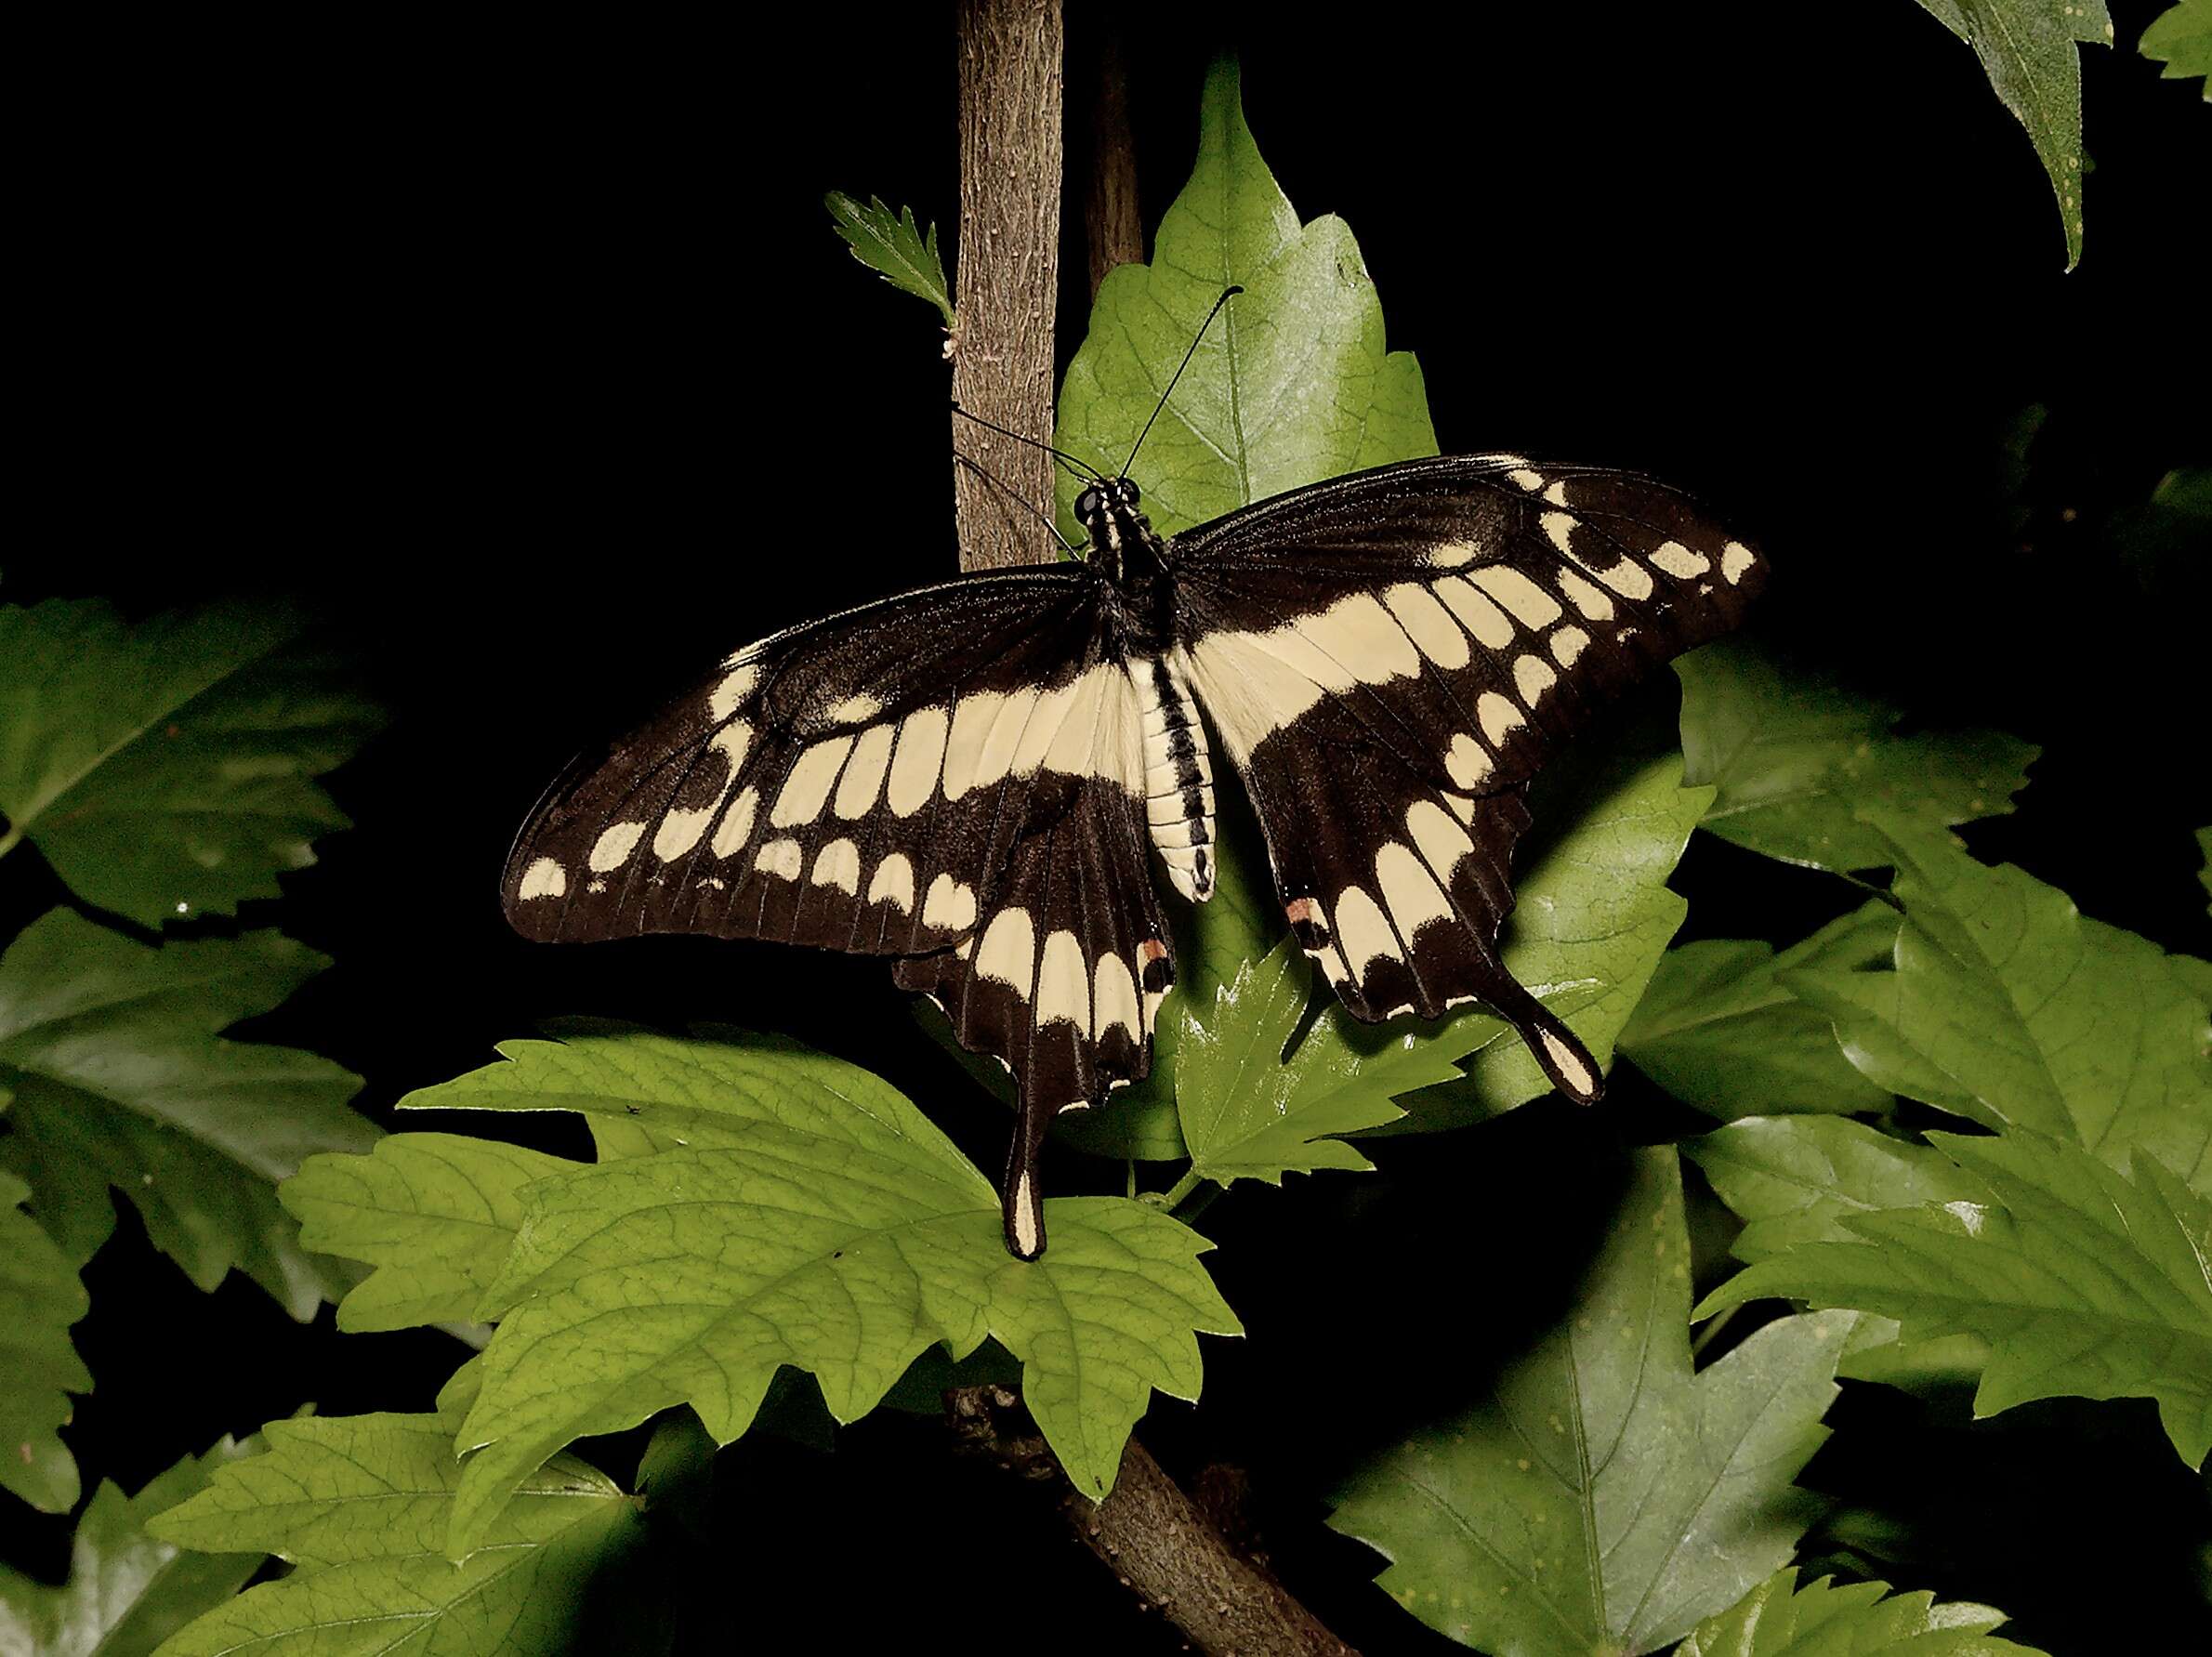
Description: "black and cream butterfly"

(504, 445), (1763, 1259)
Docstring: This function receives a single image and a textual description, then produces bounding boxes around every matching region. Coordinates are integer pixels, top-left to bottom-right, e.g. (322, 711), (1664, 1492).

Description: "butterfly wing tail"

(1002, 1081), (1056, 1260)
(1471, 970), (1605, 1105)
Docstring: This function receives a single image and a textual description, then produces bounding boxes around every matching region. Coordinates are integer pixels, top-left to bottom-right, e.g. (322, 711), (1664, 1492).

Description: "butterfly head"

(1073, 476), (1164, 588)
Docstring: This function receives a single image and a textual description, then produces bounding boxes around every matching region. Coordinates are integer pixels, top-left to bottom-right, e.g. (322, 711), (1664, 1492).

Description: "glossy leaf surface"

(0, 1434), (261, 1657)
(1677, 638), (2034, 873)
(1678, 1566), (2047, 1656)
(1912, 2), (2111, 268)
(0, 910), (376, 1317)
(1329, 1148), (1851, 1655)
(1700, 1130), (2212, 1466)
(1782, 816), (2212, 1191)
(1619, 905), (1897, 1118)
(148, 1414), (663, 1655)
(1054, 58), (1435, 539)
(0, 598), (381, 927)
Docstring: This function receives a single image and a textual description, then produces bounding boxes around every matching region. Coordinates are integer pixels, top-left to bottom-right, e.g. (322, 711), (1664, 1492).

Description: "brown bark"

(951, 0), (1064, 571)
(1081, 16), (1141, 304)
(947, 1386), (1361, 1657)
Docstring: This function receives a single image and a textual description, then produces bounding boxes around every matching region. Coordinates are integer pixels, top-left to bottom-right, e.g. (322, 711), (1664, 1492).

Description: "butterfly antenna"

(949, 401), (1104, 482)
(953, 453), (1081, 555)
(1121, 284), (1243, 479)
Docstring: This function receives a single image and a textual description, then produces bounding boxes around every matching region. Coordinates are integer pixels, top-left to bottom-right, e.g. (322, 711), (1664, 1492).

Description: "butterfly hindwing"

(892, 755), (1172, 1256)
(1172, 454), (1765, 1099)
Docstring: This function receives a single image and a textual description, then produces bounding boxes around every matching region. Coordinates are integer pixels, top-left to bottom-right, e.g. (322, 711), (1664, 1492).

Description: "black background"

(8, 3), (2209, 1651)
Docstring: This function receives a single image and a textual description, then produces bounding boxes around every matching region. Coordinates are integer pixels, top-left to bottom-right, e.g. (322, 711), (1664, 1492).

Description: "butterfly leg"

(1468, 967), (1605, 1105)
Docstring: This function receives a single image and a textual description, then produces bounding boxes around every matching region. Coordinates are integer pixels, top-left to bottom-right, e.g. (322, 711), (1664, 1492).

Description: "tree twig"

(947, 1385), (1359, 1656)
(1078, 11), (1141, 305)
(951, 0), (1064, 571)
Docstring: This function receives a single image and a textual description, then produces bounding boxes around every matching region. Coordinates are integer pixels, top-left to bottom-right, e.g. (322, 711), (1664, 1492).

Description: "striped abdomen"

(1131, 656), (1215, 902)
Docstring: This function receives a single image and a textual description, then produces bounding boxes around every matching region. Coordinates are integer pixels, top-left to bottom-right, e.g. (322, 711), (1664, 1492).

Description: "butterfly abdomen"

(1131, 655), (1215, 902)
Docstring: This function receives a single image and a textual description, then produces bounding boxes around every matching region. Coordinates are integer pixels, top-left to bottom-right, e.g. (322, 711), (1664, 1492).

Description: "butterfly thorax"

(1076, 479), (1216, 905)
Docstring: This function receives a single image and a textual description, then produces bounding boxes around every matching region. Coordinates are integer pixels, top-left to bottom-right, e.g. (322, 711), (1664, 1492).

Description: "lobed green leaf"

(2140, 3), (2211, 97)
(823, 191), (954, 325)
(400, 1031), (1237, 1557)
(1619, 905), (1898, 1119)
(1686, 1115), (1983, 1264)
(0, 1169), (91, 1513)
(147, 1413), (665, 1655)
(0, 910), (378, 1317)
(1686, 1114), (1992, 1386)
(1677, 637), (2035, 873)
(0, 1432), (263, 1657)
(1781, 814), (2212, 1191)
(1699, 1129), (2212, 1466)
(1678, 1565), (2047, 1656)
(1329, 1147), (1852, 1655)
(283, 1133), (582, 1333)
(0, 598), (383, 927)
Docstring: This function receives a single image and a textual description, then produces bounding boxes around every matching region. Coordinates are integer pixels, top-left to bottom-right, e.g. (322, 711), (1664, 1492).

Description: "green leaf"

(2140, 3), (2212, 97)
(1781, 815), (2212, 1191)
(1686, 1114), (1996, 1388)
(1328, 1148), (1852, 1656)
(1677, 1566), (2047, 1656)
(399, 1031), (1238, 1556)
(0, 598), (383, 927)
(1618, 905), (1899, 1119)
(823, 191), (954, 326)
(0, 1168), (91, 1513)
(282, 1133), (581, 1334)
(1686, 1116), (1984, 1263)
(0, 1433), (263, 1657)
(1677, 638), (2036, 873)
(2197, 825), (2211, 917)
(1912, 2), (2112, 270)
(147, 1414), (666, 1656)
(0, 910), (379, 1318)
(1380, 733), (1717, 1134)
(1174, 940), (1462, 1185)
(1700, 1130), (2212, 1466)
(1054, 57), (1435, 540)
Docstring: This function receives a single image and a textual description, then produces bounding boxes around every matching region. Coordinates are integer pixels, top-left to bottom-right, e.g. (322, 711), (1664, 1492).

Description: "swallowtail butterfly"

(505, 396), (1764, 1258)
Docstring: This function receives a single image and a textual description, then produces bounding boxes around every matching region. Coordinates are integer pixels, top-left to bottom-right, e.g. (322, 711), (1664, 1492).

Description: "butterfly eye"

(1121, 480), (1140, 506)
(1075, 488), (1101, 519)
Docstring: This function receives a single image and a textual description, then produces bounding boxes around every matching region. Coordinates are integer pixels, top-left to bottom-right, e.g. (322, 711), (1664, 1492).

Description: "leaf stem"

(1691, 1304), (1743, 1361)
(0, 824), (20, 861)
(1160, 1167), (1205, 1210)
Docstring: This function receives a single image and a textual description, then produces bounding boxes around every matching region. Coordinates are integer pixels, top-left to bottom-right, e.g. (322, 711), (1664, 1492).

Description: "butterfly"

(503, 377), (1764, 1259)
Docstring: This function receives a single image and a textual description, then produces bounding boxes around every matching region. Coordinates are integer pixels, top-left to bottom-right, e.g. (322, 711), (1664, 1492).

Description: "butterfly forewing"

(1171, 454), (1765, 1099)
(506, 567), (1105, 952)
